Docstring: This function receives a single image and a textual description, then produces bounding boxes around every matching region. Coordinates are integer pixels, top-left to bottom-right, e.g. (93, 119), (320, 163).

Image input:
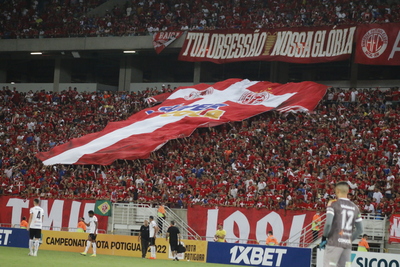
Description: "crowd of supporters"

(1, 84), (400, 218)
(0, 0), (399, 38)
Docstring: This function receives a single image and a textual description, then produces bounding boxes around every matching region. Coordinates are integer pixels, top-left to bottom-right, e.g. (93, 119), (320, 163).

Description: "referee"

(138, 220), (150, 258)
(166, 221), (181, 261)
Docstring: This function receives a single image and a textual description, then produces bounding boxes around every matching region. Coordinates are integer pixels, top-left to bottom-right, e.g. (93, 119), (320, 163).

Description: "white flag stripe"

(43, 80), (296, 165)
(43, 80), (291, 165)
(170, 80), (295, 107)
(43, 115), (185, 165)
(43, 81), (255, 165)
(145, 97), (157, 104)
(37, 79), (328, 165)
(168, 80), (258, 100)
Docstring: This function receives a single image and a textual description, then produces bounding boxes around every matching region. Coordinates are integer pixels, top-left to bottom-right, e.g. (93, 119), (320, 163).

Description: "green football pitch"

(1, 247), (233, 267)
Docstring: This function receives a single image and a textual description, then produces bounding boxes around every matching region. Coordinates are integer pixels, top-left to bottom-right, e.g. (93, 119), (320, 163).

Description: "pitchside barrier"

(1, 226), (313, 266)
(317, 250), (400, 267)
(206, 241), (312, 267)
(40, 230), (207, 261)
(0, 227), (29, 248)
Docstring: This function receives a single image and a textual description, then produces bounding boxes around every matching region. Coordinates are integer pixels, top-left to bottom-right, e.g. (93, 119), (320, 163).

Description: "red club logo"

(361, 28), (388, 59)
(238, 92), (270, 105)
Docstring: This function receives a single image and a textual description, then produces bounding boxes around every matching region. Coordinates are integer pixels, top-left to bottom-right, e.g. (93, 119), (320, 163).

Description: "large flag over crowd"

(36, 79), (328, 165)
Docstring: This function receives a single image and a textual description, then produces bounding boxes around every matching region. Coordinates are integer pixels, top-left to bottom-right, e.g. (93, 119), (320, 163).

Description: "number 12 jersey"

(326, 198), (362, 249)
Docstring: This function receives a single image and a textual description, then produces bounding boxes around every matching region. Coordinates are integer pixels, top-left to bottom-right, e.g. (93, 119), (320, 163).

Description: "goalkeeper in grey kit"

(319, 182), (364, 267)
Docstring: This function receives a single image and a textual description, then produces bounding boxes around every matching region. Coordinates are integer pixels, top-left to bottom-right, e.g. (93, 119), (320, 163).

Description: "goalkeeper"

(318, 182), (364, 267)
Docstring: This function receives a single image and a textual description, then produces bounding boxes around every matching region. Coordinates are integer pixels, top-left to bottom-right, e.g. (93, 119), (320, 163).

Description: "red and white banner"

(153, 31), (184, 54)
(389, 214), (400, 243)
(178, 26), (356, 64)
(0, 196), (108, 231)
(355, 23), (400, 65)
(145, 92), (172, 105)
(188, 206), (314, 244)
(36, 79), (328, 165)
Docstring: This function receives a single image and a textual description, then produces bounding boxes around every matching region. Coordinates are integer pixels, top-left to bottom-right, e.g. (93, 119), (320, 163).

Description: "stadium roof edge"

(0, 33), (187, 53)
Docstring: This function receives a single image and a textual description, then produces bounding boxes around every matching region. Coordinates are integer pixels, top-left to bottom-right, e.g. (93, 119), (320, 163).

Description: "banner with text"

(188, 206), (314, 244)
(0, 227), (29, 248)
(317, 249), (400, 266)
(355, 23), (400, 65)
(153, 31), (184, 54)
(178, 26), (356, 64)
(389, 214), (400, 243)
(40, 230), (207, 261)
(207, 241), (311, 267)
(0, 196), (108, 232)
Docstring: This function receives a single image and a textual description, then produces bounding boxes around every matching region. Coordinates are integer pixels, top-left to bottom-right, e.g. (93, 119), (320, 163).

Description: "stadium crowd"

(0, 0), (399, 38)
(1, 84), (400, 218)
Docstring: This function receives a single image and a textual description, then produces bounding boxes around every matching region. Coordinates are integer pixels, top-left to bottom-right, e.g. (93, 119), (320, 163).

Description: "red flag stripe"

(36, 79), (328, 165)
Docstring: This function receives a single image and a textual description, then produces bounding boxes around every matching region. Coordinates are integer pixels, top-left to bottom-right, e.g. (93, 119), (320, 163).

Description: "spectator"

(214, 222), (226, 242)
(1, 0), (400, 39)
(0, 85), (400, 220)
(357, 234), (370, 252)
(77, 217), (87, 232)
(363, 200), (375, 214)
(20, 216), (28, 229)
(311, 211), (322, 242)
(372, 188), (383, 204)
(157, 203), (166, 234)
(266, 231), (278, 246)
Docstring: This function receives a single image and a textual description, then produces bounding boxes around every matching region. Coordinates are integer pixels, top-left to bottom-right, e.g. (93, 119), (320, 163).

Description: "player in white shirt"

(28, 198), (44, 256)
(148, 215), (159, 259)
(81, 210), (98, 257)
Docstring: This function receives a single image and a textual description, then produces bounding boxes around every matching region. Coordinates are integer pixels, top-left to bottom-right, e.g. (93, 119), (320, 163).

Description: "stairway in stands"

(110, 203), (200, 239)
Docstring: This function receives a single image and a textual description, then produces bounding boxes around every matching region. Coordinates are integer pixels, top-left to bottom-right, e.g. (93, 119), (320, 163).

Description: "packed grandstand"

(0, 0), (399, 38)
(1, 2), (400, 267)
(1, 85), (400, 219)
(0, 0), (400, 225)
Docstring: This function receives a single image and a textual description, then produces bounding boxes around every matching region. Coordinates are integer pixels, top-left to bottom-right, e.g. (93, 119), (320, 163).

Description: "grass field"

(1, 247), (233, 267)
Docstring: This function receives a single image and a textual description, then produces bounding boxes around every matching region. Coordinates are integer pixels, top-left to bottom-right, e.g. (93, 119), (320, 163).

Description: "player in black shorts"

(166, 221), (181, 261)
(28, 198), (44, 256)
(148, 216), (159, 259)
(138, 220), (150, 258)
(81, 210), (98, 257)
(89, 233), (97, 241)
